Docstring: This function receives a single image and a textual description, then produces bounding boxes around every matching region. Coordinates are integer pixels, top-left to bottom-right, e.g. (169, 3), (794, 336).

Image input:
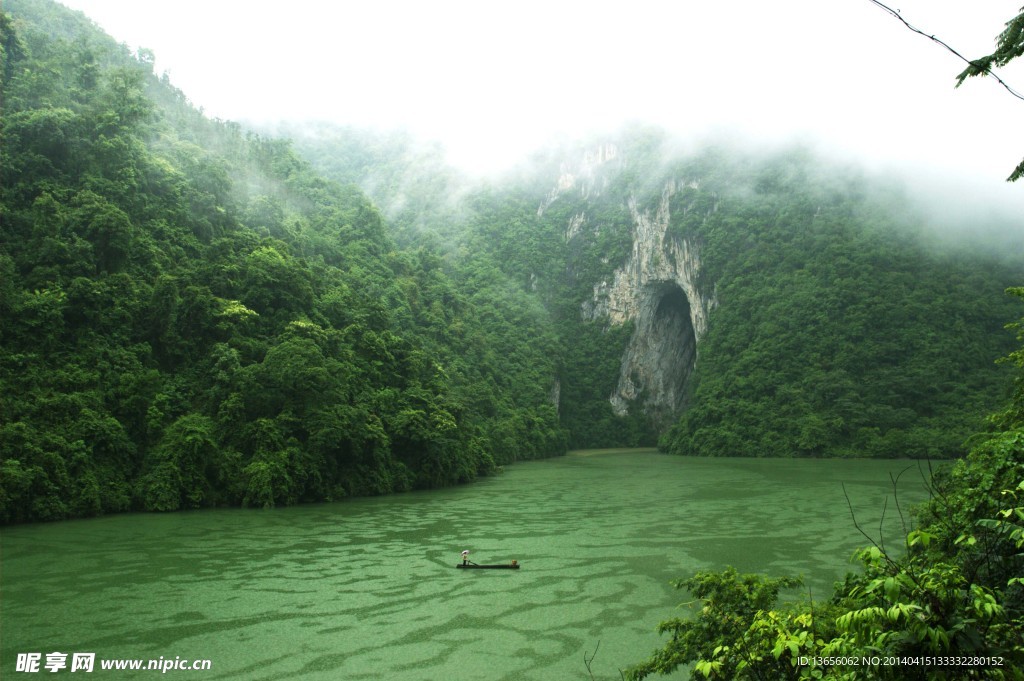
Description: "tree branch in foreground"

(866, 0), (1024, 102)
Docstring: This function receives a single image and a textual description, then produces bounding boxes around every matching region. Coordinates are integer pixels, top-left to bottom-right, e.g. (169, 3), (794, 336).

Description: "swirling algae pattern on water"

(1, 451), (930, 680)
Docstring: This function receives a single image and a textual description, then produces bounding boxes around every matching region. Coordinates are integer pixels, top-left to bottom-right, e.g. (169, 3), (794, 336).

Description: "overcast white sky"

(56, 0), (1024, 198)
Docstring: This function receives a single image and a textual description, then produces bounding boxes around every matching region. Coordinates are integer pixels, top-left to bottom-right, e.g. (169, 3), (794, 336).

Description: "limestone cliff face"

(547, 150), (717, 430)
(538, 144), (619, 218)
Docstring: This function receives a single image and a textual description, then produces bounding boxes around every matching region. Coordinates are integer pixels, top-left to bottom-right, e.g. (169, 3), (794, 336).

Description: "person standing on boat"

(461, 550), (469, 565)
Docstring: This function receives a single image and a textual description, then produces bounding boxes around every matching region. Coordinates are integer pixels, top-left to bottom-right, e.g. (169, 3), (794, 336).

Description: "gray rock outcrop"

(549, 153), (717, 429)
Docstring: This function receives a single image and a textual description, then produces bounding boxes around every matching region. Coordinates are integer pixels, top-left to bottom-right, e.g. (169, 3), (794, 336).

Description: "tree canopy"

(625, 289), (1024, 679)
(0, 0), (566, 523)
(2, 0), (1022, 526)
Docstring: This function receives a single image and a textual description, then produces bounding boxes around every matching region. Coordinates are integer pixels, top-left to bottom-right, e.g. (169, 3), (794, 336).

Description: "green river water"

(1, 450), (933, 680)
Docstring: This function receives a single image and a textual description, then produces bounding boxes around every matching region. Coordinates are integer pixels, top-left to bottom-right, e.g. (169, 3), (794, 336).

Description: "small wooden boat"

(456, 562), (520, 569)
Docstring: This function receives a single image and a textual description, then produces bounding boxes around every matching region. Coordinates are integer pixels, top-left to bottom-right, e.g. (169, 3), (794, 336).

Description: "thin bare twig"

(890, 466), (914, 537)
(842, 482), (899, 571)
(808, 585), (816, 643)
(916, 458), (958, 539)
(879, 495), (889, 555)
(584, 640), (600, 681)
(866, 0), (1024, 101)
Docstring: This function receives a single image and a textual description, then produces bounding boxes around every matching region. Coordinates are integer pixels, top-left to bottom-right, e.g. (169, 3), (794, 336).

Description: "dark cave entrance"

(609, 280), (700, 434)
(645, 281), (698, 424)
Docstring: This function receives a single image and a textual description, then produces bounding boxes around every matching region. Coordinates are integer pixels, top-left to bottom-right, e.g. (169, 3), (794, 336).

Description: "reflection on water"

(1, 451), (931, 679)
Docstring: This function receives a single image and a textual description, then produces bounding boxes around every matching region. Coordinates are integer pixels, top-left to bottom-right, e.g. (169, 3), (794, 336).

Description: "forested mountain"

(297, 125), (1024, 456)
(2, 0), (1023, 526)
(0, 0), (565, 523)
(279, 123), (470, 248)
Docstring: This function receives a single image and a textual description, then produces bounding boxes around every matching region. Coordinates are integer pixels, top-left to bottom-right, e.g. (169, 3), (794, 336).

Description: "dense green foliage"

(654, 145), (1023, 459)
(328, 126), (1020, 455)
(0, 0), (565, 523)
(282, 127), (663, 448)
(280, 123), (469, 247)
(280, 122), (1023, 456)
(625, 290), (1024, 679)
(4, 5), (1023, 680)
(2, 0), (1022, 525)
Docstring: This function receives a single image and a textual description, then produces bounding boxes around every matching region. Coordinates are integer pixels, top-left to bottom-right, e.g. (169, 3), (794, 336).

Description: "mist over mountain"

(283, 120), (1024, 453)
(6, 1), (1024, 675)
(2, 0), (1023, 525)
(1, 0), (568, 522)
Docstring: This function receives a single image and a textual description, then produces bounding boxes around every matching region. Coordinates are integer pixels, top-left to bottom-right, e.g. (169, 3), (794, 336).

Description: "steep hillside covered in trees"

(0, 0), (566, 523)
(298, 125), (1023, 456)
(3, 0), (1023, 526)
(624, 289), (1024, 679)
